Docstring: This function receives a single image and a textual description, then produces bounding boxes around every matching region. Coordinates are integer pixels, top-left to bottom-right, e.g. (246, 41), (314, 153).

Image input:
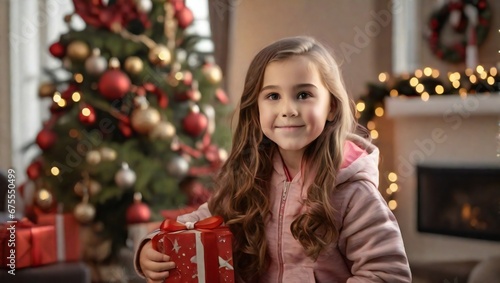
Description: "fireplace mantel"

(385, 92), (500, 263)
(385, 93), (500, 117)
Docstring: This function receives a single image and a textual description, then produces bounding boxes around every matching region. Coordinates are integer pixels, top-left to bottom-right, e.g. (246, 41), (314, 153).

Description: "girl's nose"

(280, 99), (298, 117)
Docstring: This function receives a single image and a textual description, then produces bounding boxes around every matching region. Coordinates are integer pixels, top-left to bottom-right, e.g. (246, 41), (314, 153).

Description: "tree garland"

(428, 0), (491, 63)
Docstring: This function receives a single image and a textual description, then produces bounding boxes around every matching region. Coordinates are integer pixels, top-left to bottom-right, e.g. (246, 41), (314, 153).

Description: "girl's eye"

(266, 93), (279, 100)
(297, 92), (311, 99)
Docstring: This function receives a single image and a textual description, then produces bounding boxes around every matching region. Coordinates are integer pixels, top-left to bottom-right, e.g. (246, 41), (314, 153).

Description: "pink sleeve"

(133, 203), (213, 277)
(338, 181), (412, 282)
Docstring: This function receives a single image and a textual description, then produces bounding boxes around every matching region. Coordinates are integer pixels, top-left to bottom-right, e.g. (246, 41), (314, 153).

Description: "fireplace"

(417, 164), (500, 242)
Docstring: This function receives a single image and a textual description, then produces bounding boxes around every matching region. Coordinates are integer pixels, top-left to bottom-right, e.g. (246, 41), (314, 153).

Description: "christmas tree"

(24, 0), (231, 269)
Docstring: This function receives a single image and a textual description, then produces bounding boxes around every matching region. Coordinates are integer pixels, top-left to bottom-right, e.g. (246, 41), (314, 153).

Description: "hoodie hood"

(271, 134), (380, 199)
(336, 134), (379, 188)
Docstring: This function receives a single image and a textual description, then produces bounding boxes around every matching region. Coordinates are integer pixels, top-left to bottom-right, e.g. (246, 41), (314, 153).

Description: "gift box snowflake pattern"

(152, 216), (234, 283)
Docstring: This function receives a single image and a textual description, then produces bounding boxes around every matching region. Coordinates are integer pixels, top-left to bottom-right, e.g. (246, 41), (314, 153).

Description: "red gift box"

(0, 219), (57, 269)
(152, 216), (234, 283)
(37, 213), (81, 262)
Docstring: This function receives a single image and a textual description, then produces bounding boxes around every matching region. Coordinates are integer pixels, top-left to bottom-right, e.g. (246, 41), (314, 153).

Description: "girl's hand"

(140, 240), (176, 283)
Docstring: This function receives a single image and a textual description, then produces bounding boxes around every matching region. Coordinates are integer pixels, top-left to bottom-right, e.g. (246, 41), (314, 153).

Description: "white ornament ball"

(85, 49), (108, 75)
(136, 0), (153, 13)
(115, 162), (137, 189)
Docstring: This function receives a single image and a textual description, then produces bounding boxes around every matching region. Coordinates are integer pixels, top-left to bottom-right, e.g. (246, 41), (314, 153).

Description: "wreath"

(428, 0), (491, 63)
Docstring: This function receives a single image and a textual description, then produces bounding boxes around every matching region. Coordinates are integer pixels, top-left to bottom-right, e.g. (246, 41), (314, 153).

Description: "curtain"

(208, 0), (234, 89)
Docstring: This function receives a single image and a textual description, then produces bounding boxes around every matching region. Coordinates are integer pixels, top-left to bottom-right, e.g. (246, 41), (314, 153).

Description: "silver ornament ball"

(115, 162), (137, 189)
(166, 156), (189, 177)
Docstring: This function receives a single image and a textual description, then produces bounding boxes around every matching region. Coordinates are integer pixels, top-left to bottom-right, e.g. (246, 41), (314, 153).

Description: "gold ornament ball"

(74, 180), (102, 197)
(148, 45), (171, 67)
(74, 202), (96, 224)
(99, 147), (117, 161)
(38, 82), (57, 98)
(203, 64), (223, 84)
(149, 121), (176, 140)
(67, 40), (90, 61)
(108, 57), (121, 69)
(124, 56), (144, 75)
(86, 150), (102, 165)
(131, 107), (161, 134)
(35, 188), (53, 211)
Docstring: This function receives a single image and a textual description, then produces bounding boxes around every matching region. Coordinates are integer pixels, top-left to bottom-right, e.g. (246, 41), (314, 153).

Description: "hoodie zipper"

(277, 179), (290, 283)
(277, 154), (293, 282)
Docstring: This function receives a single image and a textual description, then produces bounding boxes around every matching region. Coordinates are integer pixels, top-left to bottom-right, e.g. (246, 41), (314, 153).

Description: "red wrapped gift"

(37, 213), (81, 262)
(0, 219), (57, 269)
(152, 216), (234, 283)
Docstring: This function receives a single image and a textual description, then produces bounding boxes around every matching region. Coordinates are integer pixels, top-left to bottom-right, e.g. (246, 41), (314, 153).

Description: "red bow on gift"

(159, 216), (223, 232)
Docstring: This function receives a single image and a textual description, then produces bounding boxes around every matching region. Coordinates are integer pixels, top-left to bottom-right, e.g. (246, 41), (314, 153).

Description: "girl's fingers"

(145, 246), (171, 262)
(145, 270), (170, 282)
(143, 260), (176, 273)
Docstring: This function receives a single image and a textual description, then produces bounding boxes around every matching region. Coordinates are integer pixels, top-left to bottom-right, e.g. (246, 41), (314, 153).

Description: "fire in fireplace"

(417, 164), (500, 241)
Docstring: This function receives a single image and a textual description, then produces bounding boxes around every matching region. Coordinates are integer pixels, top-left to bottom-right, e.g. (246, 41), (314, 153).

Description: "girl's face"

(258, 56), (334, 159)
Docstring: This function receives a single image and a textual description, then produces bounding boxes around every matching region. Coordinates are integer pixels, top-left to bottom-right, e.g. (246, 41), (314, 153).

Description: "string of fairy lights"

(355, 59), (500, 210)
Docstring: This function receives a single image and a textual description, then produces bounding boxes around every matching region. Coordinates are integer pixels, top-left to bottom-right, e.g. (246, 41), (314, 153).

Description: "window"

(185, 0), (213, 53)
(10, 0), (73, 182)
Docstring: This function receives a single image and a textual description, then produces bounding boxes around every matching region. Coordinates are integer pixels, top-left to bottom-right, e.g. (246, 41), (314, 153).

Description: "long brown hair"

(208, 36), (356, 281)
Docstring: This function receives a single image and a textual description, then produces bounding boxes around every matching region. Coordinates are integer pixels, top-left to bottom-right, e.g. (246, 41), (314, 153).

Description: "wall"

(225, 0), (393, 105)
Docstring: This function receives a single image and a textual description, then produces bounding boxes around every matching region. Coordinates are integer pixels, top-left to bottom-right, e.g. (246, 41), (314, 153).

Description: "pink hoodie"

(135, 135), (411, 282)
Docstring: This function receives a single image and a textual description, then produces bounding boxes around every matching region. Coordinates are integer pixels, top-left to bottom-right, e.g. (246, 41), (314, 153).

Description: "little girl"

(136, 36), (411, 283)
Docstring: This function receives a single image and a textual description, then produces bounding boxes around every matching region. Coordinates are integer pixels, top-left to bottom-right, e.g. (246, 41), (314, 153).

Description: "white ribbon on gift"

(194, 231), (206, 281)
(55, 214), (66, 261)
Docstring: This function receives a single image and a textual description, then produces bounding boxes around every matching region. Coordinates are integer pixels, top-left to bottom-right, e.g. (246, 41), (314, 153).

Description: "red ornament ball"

(182, 111), (208, 137)
(175, 7), (194, 29)
(26, 161), (42, 180)
(79, 105), (96, 125)
(36, 129), (57, 150)
(126, 199), (151, 224)
(216, 88), (229, 104)
(119, 122), (133, 137)
(170, 0), (185, 12)
(49, 42), (66, 58)
(98, 69), (131, 100)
